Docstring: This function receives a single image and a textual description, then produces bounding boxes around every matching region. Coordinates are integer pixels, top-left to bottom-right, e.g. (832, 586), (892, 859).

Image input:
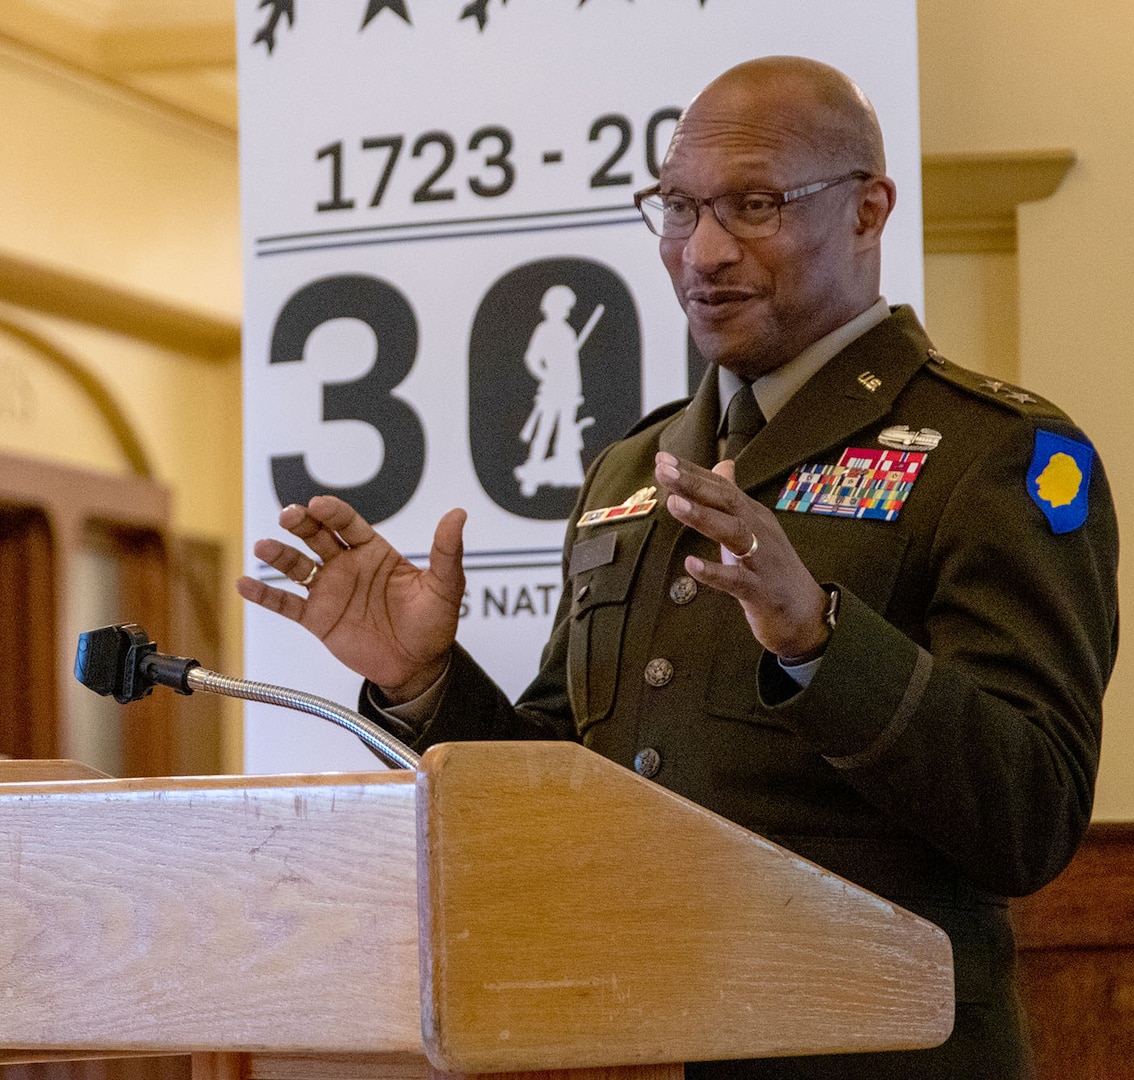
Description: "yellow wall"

(0, 42), (244, 766)
(1, 5), (1131, 814)
(0, 41), (243, 533)
(920, 0), (1134, 818)
(0, 45), (240, 316)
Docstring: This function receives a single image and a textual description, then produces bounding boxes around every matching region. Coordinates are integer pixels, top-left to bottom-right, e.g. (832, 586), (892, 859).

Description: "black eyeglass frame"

(633, 171), (873, 240)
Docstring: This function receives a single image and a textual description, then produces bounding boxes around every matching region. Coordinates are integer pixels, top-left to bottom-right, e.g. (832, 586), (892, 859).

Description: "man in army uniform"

(238, 56), (1118, 1078)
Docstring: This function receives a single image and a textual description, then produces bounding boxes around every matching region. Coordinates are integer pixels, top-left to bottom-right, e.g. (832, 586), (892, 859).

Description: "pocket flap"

(569, 519), (654, 616)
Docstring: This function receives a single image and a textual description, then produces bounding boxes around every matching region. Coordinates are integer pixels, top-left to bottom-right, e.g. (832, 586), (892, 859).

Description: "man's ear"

(855, 175), (897, 239)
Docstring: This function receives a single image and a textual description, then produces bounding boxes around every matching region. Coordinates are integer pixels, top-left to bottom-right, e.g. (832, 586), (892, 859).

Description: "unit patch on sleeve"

(1028, 430), (1093, 534)
(777, 447), (927, 521)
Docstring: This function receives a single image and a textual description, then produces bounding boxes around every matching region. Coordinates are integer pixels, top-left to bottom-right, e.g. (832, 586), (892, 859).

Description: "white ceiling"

(1, 0), (238, 130)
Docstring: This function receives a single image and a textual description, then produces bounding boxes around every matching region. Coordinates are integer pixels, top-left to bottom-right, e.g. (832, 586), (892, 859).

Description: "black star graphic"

(362, 0), (411, 29)
(253, 0), (295, 54)
(461, 0), (507, 32)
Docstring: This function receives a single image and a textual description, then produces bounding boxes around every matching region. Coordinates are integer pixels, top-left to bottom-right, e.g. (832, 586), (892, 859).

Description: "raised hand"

(236, 495), (466, 702)
(654, 452), (830, 661)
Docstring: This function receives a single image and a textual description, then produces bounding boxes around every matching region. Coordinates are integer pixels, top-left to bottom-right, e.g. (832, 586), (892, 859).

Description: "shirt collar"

(717, 297), (891, 426)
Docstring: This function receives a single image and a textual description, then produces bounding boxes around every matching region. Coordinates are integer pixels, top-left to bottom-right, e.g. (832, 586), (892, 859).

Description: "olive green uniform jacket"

(362, 306), (1119, 1078)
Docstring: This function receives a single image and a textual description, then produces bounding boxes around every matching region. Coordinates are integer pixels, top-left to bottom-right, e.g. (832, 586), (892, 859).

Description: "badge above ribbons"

(1028, 429), (1094, 534)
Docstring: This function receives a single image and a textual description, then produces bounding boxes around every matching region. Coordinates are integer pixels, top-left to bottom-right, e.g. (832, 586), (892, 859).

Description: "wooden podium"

(0, 742), (953, 1079)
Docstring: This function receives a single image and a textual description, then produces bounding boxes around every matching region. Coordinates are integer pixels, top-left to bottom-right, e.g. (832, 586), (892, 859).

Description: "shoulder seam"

(924, 358), (1069, 421)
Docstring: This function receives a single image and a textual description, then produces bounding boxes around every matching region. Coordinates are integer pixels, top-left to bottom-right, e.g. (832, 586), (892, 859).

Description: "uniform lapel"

(657, 361), (720, 468)
(732, 306), (934, 492)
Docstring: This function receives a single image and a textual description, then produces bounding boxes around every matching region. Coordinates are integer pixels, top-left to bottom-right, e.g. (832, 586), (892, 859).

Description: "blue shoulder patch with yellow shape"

(1028, 430), (1093, 533)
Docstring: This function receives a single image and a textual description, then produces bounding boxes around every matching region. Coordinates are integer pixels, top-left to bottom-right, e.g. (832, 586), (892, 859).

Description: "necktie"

(723, 385), (765, 460)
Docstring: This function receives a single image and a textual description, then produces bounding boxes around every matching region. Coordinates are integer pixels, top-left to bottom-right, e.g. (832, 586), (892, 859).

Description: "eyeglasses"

(633, 171), (872, 240)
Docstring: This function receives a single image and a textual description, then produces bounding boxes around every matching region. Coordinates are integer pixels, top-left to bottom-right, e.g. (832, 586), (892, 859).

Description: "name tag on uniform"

(569, 530), (617, 576)
(777, 448), (927, 521)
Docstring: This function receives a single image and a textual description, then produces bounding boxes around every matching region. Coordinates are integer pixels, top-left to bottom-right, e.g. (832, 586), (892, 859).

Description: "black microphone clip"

(74, 623), (198, 704)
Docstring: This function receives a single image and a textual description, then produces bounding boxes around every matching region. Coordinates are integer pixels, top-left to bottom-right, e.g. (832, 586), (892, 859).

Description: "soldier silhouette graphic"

(513, 285), (600, 497)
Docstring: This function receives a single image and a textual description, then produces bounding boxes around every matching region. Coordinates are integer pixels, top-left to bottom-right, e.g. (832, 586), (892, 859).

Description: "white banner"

(237, 0), (922, 773)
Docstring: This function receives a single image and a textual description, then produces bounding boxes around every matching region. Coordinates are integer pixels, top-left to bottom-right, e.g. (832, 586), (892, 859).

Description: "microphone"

(74, 623), (420, 771)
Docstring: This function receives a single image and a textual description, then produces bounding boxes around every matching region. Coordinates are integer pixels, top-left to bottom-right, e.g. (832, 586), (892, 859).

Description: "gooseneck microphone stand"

(73, 623), (420, 771)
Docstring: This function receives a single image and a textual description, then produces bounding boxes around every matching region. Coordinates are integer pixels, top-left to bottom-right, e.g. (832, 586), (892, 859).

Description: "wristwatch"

(779, 585), (839, 667)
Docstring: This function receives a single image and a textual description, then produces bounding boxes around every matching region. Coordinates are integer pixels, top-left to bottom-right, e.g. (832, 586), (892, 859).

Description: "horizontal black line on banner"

(257, 555), (562, 582)
(424, 545), (563, 573)
(258, 546), (559, 566)
(463, 560), (561, 573)
(255, 214), (641, 257)
(464, 546), (563, 560)
(256, 203), (636, 246)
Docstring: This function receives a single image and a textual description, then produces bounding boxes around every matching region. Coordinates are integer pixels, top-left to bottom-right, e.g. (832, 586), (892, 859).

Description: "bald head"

(672, 56), (886, 180)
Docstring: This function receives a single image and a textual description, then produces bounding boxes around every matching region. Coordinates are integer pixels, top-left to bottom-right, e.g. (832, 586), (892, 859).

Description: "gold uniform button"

(634, 748), (661, 778)
(644, 658), (674, 687)
(669, 575), (698, 605)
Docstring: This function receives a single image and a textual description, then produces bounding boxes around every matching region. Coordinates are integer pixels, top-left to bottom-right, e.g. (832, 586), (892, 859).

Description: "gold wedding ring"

(299, 564), (319, 588)
(730, 532), (759, 560)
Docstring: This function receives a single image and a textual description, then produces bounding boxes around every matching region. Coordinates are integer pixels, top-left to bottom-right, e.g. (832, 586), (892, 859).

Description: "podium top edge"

(0, 765), (414, 795)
